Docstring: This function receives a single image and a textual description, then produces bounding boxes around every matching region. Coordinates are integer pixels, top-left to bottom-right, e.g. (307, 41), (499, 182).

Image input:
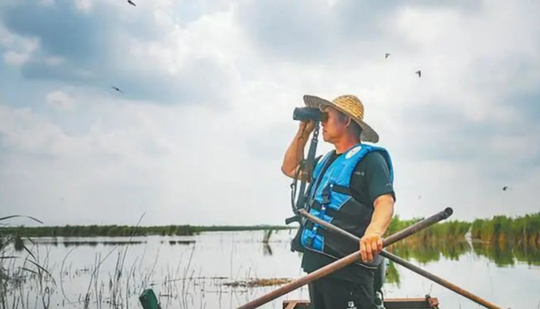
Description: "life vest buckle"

(321, 186), (331, 205)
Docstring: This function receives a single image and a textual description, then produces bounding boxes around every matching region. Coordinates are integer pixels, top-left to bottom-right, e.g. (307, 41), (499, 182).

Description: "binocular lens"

(293, 107), (328, 122)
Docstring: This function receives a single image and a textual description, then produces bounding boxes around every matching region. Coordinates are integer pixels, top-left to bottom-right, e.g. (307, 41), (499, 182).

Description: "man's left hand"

(359, 231), (383, 263)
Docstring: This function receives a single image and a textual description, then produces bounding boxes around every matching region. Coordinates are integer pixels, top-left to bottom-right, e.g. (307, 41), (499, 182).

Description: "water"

(2, 230), (539, 309)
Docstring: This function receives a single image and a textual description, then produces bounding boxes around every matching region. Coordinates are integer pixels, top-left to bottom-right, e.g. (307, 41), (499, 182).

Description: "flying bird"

(502, 186), (509, 191)
(127, 0), (136, 6)
(112, 86), (124, 94)
(385, 53), (390, 59)
(416, 70), (421, 78)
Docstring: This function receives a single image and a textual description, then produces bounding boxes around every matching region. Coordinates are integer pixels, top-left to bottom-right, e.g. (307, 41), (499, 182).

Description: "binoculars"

(293, 107), (328, 122)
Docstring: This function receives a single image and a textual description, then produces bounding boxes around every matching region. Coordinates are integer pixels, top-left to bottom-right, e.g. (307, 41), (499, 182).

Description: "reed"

(0, 215), (54, 309)
(385, 215), (471, 242)
(471, 213), (540, 246)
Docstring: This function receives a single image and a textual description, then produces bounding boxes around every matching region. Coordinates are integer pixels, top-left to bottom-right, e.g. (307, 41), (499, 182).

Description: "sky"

(0, 0), (539, 226)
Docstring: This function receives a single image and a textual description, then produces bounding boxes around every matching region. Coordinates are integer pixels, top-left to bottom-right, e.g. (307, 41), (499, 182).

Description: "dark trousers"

(307, 272), (375, 309)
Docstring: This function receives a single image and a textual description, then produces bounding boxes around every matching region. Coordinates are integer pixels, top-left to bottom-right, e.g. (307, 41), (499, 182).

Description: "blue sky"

(1, 0), (539, 226)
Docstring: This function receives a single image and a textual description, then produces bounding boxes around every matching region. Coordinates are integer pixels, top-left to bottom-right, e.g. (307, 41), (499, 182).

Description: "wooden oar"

(300, 208), (504, 309)
(236, 208), (453, 309)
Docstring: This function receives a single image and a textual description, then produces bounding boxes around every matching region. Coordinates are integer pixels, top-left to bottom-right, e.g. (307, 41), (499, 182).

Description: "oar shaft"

(303, 207), (503, 309)
(379, 251), (502, 309)
(236, 208), (452, 309)
(300, 207), (454, 247)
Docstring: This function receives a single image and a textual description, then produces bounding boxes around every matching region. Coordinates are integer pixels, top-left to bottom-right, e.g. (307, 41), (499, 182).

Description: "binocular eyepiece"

(293, 107), (328, 122)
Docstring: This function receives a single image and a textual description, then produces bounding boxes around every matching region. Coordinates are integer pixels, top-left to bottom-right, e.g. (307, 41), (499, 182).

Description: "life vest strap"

(330, 184), (352, 196)
(304, 220), (330, 238)
(310, 200), (341, 220)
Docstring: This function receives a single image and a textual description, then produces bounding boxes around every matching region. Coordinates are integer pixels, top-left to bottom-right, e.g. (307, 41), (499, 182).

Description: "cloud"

(0, 0), (539, 225)
(46, 90), (76, 110)
(0, 0), (242, 106)
(3, 51), (31, 66)
(0, 24), (39, 66)
(0, 97), (290, 225)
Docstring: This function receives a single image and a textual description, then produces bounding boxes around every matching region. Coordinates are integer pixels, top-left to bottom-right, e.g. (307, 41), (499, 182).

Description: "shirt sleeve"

(364, 151), (396, 204)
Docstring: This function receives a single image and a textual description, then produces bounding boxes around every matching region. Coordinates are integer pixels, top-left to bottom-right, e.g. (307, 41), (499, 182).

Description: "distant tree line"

(0, 224), (293, 238)
(1, 213), (538, 247)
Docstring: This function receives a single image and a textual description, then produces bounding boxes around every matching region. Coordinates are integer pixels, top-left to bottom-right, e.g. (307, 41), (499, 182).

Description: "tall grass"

(385, 212), (540, 248)
(0, 215), (55, 309)
(385, 215), (471, 242)
(471, 213), (540, 247)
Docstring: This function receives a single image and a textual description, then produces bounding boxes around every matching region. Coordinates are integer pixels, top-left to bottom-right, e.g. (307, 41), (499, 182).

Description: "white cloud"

(0, 24), (39, 66)
(0, 98), (291, 225)
(126, 5), (246, 76)
(3, 51), (30, 65)
(46, 90), (76, 110)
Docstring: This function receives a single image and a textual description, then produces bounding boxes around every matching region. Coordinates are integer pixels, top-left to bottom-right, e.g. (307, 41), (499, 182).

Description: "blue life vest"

(300, 143), (394, 268)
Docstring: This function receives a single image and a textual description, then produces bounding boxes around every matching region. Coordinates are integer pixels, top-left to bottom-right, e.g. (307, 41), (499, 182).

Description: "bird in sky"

(127, 0), (136, 6)
(112, 86), (124, 94)
(502, 186), (509, 191)
(416, 70), (422, 78)
(385, 53), (390, 59)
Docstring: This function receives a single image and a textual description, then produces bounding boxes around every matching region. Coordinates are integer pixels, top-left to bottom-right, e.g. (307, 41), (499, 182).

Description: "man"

(281, 94), (396, 309)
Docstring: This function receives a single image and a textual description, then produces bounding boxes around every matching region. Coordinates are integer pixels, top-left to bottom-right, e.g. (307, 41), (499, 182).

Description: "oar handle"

(236, 208), (452, 309)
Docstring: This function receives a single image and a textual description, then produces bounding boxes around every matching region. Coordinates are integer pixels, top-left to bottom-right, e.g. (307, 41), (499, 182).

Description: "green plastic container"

(139, 289), (161, 309)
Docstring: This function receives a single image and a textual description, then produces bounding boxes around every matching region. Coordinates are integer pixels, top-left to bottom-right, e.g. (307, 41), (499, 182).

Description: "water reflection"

(472, 241), (540, 267)
(15, 239), (147, 250)
(381, 240), (540, 292)
(387, 240), (540, 267)
(165, 240), (196, 245)
(385, 261), (400, 287)
(4, 231), (539, 309)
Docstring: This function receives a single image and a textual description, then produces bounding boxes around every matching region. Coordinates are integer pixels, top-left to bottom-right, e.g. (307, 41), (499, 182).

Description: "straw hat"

(303, 94), (379, 143)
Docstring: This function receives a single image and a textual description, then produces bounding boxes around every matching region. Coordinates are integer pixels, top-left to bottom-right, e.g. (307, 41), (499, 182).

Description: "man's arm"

(358, 152), (396, 263)
(281, 120), (315, 180)
(360, 194), (394, 263)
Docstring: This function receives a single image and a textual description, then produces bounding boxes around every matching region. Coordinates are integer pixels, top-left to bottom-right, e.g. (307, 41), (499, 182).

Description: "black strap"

(321, 186), (331, 205)
(310, 151), (336, 199)
(331, 184), (352, 196)
(309, 201), (346, 221)
(304, 220), (330, 238)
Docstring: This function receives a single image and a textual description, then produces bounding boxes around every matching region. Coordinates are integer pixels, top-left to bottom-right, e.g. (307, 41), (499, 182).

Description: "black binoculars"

(293, 107), (328, 122)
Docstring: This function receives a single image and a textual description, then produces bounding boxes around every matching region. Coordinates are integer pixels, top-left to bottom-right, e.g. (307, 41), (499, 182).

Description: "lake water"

(2, 230), (539, 309)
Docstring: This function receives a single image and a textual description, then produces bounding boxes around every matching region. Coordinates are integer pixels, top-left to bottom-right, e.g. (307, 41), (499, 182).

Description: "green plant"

(0, 215), (56, 308)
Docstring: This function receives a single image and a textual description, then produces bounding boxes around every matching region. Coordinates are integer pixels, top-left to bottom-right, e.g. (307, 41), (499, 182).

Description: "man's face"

(320, 106), (348, 143)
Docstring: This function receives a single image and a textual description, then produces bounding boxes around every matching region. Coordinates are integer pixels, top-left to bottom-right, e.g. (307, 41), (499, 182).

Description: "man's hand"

(298, 120), (315, 139)
(359, 231), (383, 263)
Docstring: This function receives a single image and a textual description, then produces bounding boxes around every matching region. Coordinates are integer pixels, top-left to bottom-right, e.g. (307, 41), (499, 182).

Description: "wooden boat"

(283, 295), (440, 309)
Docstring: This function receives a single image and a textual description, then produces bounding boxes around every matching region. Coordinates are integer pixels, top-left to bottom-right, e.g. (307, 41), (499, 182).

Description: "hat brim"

(303, 95), (379, 143)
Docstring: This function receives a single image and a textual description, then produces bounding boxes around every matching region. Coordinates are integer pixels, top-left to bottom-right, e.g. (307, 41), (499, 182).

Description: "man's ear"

(345, 116), (352, 127)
